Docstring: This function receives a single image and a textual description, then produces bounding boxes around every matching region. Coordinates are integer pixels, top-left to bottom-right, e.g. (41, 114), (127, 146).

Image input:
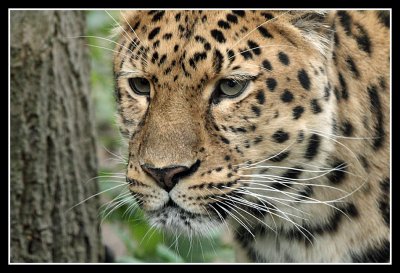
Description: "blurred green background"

(86, 10), (235, 263)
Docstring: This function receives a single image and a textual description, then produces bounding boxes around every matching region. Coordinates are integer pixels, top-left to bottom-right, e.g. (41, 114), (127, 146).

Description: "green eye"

(218, 79), (249, 97)
(128, 77), (151, 95)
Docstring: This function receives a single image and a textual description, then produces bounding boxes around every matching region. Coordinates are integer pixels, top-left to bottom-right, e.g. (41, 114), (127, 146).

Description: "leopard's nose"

(140, 164), (189, 192)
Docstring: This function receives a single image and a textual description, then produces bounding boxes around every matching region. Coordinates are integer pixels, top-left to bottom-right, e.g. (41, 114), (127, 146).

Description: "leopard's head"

(113, 10), (335, 235)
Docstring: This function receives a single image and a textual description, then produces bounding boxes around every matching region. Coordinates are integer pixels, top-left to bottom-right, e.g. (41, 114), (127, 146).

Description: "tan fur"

(113, 10), (390, 262)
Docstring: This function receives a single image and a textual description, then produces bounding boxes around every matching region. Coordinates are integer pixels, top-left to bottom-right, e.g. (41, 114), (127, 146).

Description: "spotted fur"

(113, 10), (390, 262)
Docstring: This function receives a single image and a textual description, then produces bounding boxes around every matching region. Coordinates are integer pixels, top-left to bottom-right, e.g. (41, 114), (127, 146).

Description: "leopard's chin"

(146, 200), (224, 236)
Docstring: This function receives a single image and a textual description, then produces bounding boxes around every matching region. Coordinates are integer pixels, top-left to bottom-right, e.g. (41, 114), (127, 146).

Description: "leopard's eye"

(217, 79), (249, 98)
(128, 77), (150, 95)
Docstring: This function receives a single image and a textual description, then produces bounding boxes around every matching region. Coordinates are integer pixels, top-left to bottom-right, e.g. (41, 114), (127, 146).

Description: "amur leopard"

(112, 10), (390, 263)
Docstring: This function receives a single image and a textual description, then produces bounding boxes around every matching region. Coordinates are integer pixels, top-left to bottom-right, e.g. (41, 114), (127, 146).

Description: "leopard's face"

(113, 10), (335, 236)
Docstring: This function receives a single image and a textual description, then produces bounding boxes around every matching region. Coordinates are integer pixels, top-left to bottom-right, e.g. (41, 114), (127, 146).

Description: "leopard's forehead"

(114, 10), (300, 88)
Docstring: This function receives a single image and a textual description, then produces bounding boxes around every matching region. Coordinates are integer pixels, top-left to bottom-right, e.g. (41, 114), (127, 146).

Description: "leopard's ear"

(109, 10), (139, 39)
(120, 10), (138, 24)
(286, 10), (333, 56)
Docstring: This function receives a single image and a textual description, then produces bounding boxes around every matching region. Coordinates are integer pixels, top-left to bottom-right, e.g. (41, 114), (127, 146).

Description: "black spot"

(164, 67), (172, 75)
(283, 166), (303, 179)
(132, 20), (141, 31)
(379, 178), (390, 226)
(380, 177), (390, 194)
(211, 29), (226, 43)
(232, 10), (245, 17)
(338, 73), (348, 100)
(256, 90), (265, 104)
(251, 105), (261, 117)
(148, 27), (161, 40)
(151, 75), (159, 83)
(270, 181), (287, 190)
(269, 151), (290, 162)
(297, 130), (305, 143)
(152, 52), (159, 62)
(174, 45), (179, 52)
(337, 11), (352, 36)
(293, 106), (304, 119)
(195, 35), (205, 42)
(247, 40), (261, 55)
(310, 99), (322, 114)
(262, 59), (272, 71)
(227, 50), (235, 63)
(297, 186), (314, 200)
(304, 134), (320, 160)
(226, 14), (238, 24)
(376, 10), (390, 29)
(367, 85), (384, 149)
(151, 11), (165, 22)
(344, 203), (359, 218)
(352, 239), (390, 262)
(261, 12), (274, 20)
(327, 160), (347, 184)
(236, 127), (247, 133)
(224, 155), (231, 161)
(281, 89), (293, 103)
(194, 52), (207, 63)
(220, 136), (230, 144)
(278, 51), (290, 65)
(218, 20), (231, 29)
(342, 121), (353, 136)
(204, 42), (211, 51)
(213, 49), (224, 74)
(159, 54), (167, 65)
(240, 49), (253, 60)
(355, 24), (372, 55)
(272, 129), (289, 143)
(258, 26), (273, 38)
(324, 85), (331, 101)
(178, 24), (185, 33)
(272, 167), (303, 190)
(162, 33), (173, 40)
(266, 78), (277, 91)
(175, 13), (181, 21)
(189, 59), (196, 69)
(181, 63), (190, 78)
(298, 69), (311, 90)
(334, 32), (340, 46)
(359, 155), (369, 170)
(346, 56), (360, 78)
(254, 136), (263, 144)
(284, 203), (360, 244)
(153, 41), (160, 49)
(333, 87), (341, 101)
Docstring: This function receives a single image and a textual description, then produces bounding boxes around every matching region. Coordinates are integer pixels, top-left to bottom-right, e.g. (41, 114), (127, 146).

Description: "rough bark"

(10, 11), (103, 262)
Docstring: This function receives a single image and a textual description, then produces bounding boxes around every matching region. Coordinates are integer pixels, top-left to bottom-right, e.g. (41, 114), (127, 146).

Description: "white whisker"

(66, 183), (128, 213)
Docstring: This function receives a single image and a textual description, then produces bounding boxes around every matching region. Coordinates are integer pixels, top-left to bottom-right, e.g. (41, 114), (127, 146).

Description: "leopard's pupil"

(227, 80), (236, 87)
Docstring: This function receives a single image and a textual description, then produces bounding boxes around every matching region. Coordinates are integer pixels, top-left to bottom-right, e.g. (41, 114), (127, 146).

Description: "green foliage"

(87, 10), (235, 263)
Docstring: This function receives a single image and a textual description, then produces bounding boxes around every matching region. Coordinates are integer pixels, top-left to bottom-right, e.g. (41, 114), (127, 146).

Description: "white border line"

(8, 8), (392, 265)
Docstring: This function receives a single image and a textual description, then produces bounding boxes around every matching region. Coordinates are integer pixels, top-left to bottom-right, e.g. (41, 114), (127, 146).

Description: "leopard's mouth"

(146, 199), (225, 236)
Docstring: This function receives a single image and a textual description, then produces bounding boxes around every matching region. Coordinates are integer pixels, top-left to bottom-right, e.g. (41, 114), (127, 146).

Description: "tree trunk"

(10, 11), (104, 262)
